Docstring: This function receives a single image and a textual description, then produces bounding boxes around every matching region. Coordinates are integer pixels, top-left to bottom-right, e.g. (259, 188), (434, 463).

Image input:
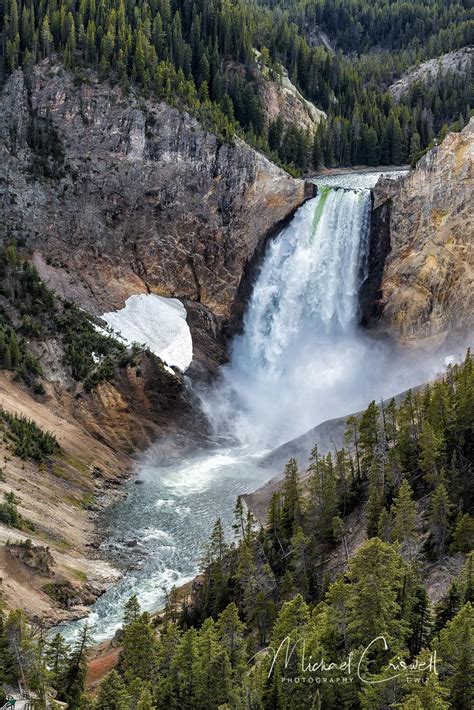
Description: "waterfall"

(212, 185), (388, 448)
(233, 187), (371, 374)
(57, 171), (455, 644)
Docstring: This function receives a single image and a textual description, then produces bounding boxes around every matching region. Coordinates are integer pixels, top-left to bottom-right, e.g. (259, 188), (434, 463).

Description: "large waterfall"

(237, 187), (371, 358)
(59, 171), (455, 642)
(213, 184), (383, 447)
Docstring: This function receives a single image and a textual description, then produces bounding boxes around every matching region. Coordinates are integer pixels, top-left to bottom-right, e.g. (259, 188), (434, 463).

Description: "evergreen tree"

(435, 603), (473, 709)
(120, 612), (158, 683)
(419, 421), (444, 487)
(428, 484), (452, 556)
(123, 594), (141, 625)
(391, 479), (419, 559)
(60, 624), (91, 709)
(95, 670), (130, 710)
(348, 538), (407, 649)
(280, 458), (301, 543)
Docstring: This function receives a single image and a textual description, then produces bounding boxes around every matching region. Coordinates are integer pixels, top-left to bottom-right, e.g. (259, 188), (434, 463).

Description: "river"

(58, 170), (456, 643)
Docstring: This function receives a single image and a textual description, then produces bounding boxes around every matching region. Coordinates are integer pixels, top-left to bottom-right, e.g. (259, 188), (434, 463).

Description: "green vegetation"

(1, 0), (472, 173)
(0, 491), (34, 530)
(0, 241), (50, 385)
(55, 301), (136, 391)
(0, 407), (58, 460)
(0, 241), (139, 393)
(0, 354), (472, 708)
(262, 0), (473, 59)
(42, 579), (81, 608)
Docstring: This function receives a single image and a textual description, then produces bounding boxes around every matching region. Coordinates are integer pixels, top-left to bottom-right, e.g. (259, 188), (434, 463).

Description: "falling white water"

(236, 187), (370, 366)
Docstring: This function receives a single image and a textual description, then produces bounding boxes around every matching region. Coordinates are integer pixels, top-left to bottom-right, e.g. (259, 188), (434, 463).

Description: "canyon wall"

(367, 120), (473, 347)
(0, 61), (311, 370)
(0, 61), (312, 619)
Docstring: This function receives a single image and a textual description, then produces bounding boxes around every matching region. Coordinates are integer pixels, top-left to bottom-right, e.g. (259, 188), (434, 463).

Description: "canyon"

(0, 62), (472, 626)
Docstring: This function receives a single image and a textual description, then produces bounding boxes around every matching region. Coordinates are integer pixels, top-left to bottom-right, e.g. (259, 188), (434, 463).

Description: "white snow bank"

(101, 293), (193, 371)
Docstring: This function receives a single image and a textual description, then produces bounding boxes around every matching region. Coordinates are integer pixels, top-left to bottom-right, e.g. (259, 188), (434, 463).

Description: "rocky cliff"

(253, 51), (326, 136)
(0, 61), (311, 372)
(388, 47), (473, 101)
(367, 120), (473, 347)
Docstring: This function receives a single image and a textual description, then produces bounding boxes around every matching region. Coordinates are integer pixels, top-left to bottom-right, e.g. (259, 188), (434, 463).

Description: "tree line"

(1, 0), (472, 172)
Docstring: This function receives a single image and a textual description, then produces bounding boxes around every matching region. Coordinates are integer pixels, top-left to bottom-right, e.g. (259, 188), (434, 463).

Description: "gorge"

(57, 170), (466, 644)
(0, 0), (473, 705)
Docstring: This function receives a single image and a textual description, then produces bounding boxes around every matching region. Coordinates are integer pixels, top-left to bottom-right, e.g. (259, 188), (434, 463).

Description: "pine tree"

(0, 607), (15, 685)
(60, 624), (92, 709)
(95, 670), (130, 710)
(216, 603), (246, 684)
(435, 603), (473, 709)
(348, 538), (407, 649)
(391, 479), (419, 559)
(120, 612), (158, 683)
(136, 687), (154, 710)
(166, 627), (196, 706)
(280, 458), (301, 543)
(359, 401), (380, 474)
(123, 594), (141, 625)
(450, 513), (474, 553)
(192, 618), (233, 709)
(367, 458), (384, 538)
(394, 652), (449, 709)
(289, 526), (309, 597)
(46, 633), (68, 692)
(308, 448), (338, 542)
(428, 484), (452, 556)
(419, 420), (444, 487)
(378, 506), (393, 542)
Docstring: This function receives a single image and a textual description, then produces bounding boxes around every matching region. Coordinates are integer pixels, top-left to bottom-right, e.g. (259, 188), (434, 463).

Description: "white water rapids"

(58, 171), (459, 642)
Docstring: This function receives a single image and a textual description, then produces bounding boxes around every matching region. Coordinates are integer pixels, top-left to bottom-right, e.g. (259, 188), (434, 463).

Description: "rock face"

(253, 52), (326, 135)
(0, 61), (311, 369)
(369, 120), (474, 347)
(389, 47), (473, 101)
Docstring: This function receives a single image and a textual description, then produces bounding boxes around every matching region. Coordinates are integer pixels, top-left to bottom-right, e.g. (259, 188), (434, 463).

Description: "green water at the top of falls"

(310, 185), (331, 240)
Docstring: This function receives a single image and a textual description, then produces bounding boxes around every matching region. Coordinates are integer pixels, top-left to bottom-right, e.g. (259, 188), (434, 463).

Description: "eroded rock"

(370, 119), (474, 347)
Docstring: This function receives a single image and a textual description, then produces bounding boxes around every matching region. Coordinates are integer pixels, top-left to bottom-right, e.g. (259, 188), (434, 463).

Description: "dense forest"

(0, 0), (472, 172)
(0, 353), (472, 708)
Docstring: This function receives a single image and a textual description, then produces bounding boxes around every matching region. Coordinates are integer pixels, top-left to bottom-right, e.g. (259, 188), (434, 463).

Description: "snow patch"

(100, 293), (193, 371)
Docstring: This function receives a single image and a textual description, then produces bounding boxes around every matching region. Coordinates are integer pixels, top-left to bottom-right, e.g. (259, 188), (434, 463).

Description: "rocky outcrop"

(253, 51), (326, 135)
(389, 47), (473, 101)
(0, 61), (312, 370)
(369, 120), (474, 347)
(72, 350), (209, 458)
